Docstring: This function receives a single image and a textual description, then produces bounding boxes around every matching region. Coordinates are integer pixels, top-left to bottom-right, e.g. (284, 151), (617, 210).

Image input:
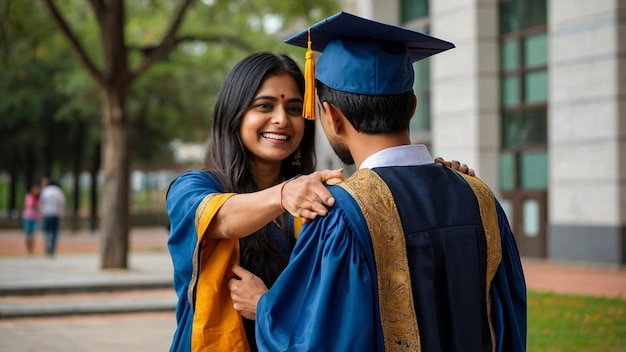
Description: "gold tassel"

(303, 29), (316, 120)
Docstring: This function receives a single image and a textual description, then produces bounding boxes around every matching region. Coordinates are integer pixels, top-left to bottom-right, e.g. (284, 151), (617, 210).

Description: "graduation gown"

(255, 160), (526, 351)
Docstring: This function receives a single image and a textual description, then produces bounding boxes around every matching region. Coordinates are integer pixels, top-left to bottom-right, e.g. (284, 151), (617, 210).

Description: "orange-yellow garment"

(167, 171), (304, 351)
(191, 193), (250, 352)
(293, 216), (303, 240)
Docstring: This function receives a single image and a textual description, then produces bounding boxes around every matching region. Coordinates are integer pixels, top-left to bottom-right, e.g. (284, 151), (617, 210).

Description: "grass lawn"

(528, 290), (626, 351)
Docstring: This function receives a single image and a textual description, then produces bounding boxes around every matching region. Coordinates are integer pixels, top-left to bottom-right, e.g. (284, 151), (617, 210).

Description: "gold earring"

(291, 149), (302, 168)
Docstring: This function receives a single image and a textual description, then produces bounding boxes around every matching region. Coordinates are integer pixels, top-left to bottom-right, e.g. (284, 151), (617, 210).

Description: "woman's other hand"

(229, 264), (268, 320)
(434, 157), (476, 177)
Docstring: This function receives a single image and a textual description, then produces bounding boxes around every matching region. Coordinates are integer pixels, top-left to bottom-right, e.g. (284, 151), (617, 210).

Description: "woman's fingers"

(282, 171), (341, 218)
(434, 157), (476, 176)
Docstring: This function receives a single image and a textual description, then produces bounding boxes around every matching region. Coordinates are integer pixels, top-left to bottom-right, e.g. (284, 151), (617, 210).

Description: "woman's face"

(240, 72), (305, 167)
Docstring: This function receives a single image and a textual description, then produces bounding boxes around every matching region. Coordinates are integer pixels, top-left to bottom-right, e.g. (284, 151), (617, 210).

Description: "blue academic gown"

(166, 172), (223, 352)
(255, 146), (526, 351)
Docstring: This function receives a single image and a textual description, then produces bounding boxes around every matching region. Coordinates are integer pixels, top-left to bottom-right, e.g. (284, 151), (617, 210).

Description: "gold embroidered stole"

(456, 172), (502, 351)
(338, 169), (502, 352)
(339, 169), (421, 351)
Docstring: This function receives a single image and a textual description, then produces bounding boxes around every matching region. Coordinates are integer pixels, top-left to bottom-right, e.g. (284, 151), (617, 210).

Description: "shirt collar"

(359, 145), (434, 169)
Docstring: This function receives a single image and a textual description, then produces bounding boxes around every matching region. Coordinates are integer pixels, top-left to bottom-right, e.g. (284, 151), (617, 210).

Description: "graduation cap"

(285, 11), (455, 119)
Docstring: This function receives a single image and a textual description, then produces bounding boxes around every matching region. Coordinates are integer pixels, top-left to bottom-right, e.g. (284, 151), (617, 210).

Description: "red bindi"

(280, 94), (285, 99)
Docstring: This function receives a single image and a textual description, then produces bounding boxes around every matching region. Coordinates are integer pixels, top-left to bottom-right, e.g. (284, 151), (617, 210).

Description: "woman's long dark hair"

(204, 52), (316, 287)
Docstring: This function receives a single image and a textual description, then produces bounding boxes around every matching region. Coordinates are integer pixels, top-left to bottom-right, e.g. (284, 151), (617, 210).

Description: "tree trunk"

(99, 86), (130, 269)
(71, 122), (84, 234)
(89, 142), (100, 234)
(42, 116), (53, 179)
(71, 173), (80, 233)
(24, 150), (37, 192)
(8, 160), (18, 219)
(40, 0), (193, 268)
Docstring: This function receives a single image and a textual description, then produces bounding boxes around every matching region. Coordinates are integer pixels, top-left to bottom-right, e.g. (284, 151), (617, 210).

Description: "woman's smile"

(261, 132), (289, 141)
(240, 72), (305, 164)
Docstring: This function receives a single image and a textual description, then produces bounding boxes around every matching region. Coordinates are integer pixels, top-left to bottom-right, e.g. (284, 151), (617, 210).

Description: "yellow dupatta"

(191, 193), (250, 352)
(190, 193), (304, 351)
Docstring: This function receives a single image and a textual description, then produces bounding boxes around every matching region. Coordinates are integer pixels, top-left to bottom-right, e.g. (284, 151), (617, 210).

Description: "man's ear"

(323, 101), (344, 135)
(410, 94), (418, 120)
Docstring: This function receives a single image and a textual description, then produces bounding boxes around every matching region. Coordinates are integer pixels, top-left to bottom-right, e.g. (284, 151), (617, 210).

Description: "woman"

(22, 184), (41, 254)
(166, 52), (342, 352)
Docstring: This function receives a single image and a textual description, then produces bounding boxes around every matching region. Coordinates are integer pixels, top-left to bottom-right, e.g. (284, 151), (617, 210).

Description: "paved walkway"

(0, 312), (175, 352)
(0, 227), (626, 299)
(0, 227), (175, 351)
(523, 258), (626, 299)
(0, 226), (625, 351)
(1, 226), (625, 300)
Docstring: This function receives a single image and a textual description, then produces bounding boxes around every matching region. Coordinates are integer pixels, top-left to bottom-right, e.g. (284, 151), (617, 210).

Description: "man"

(40, 177), (66, 256)
(229, 12), (527, 352)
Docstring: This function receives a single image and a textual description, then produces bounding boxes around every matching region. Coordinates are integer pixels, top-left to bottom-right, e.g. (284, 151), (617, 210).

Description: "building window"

(411, 58), (430, 133)
(500, 0), (547, 33)
(499, 0), (547, 190)
(403, 0), (430, 143)
(402, 0), (428, 22)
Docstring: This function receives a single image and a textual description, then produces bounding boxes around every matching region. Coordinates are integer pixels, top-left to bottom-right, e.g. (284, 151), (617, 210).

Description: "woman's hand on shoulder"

(280, 168), (344, 220)
(434, 157), (476, 177)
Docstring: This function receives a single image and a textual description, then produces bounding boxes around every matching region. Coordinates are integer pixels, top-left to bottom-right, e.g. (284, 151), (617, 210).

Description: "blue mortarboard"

(285, 12), (455, 118)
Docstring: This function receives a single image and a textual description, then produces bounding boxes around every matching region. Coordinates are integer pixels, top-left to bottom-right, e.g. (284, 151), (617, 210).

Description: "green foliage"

(0, 0), (341, 200)
(123, 0), (341, 167)
(0, 0), (81, 182)
(528, 291), (626, 351)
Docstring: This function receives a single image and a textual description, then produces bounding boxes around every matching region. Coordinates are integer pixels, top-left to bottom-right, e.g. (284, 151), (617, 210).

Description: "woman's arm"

(206, 169), (344, 239)
(206, 157), (472, 240)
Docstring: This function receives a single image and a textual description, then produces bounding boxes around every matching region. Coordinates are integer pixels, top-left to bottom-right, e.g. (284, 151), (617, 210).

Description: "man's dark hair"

(316, 81), (415, 134)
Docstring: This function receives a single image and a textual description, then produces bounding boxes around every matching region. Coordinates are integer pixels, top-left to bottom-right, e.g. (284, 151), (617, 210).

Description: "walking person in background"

(22, 184), (41, 254)
(39, 177), (66, 257)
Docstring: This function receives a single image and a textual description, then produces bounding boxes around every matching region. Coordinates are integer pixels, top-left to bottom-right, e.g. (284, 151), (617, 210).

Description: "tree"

(39, 0), (339, 269)
(54, 61), (102, 233)
(0, 0), (76, 217)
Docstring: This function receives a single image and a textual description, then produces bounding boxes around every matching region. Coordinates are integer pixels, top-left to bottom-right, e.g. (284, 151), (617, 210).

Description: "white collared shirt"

(359, 145), (434, 169)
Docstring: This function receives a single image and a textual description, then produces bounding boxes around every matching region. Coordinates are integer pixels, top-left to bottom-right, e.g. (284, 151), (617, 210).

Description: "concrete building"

(315, 0), (625, 264)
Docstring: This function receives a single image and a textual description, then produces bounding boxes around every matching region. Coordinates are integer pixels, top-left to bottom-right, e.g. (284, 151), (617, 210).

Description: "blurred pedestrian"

(39, 177), (66, 257)
(22, 184), (41, 254)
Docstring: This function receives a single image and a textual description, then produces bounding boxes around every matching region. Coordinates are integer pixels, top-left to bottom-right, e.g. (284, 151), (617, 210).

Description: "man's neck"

(351, 133), (411, 169)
